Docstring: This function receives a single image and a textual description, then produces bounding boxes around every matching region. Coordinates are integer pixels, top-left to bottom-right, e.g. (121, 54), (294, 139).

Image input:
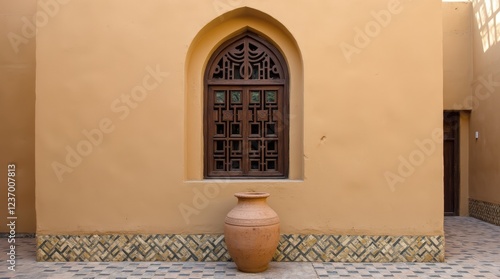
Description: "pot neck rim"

(234, 192), (270, 199)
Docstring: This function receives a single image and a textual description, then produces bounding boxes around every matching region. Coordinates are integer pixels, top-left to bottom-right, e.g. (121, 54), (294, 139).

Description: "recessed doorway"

(444, 111), (460, 216)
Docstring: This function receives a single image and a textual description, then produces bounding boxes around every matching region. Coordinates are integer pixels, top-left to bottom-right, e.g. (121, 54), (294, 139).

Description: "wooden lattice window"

(204, 31), (289, 178)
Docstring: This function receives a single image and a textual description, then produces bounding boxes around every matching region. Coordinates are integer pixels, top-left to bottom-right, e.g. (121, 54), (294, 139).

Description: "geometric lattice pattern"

(207, 87), (285, 177)
(209, 34), (283, 81)
(37, 234), (444, 262)
(36, 234), (229, 262)
(470, 198), (500, 226)
(275, 235), (444, 262)
(205, 31), (288, 178)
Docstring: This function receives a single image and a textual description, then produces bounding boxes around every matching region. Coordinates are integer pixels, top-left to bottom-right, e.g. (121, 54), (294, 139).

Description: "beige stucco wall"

(0, 0), (36, 234)
(469, 0), (500, 205)
(36, 0), (444, 236)
(443, 1), (473, 110)
(443, 1), (473, 216)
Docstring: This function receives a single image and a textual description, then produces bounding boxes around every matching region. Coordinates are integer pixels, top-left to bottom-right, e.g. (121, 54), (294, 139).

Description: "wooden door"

(443, 111), (459, 216)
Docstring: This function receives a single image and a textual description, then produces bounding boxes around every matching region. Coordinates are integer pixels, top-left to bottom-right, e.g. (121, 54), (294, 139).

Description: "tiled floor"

(1, 217), (500, 278)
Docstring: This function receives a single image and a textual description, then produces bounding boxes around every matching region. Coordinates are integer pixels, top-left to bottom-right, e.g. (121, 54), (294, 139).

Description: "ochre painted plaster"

(443, 2), (473, 110)
(469, 0), (500, 206)
(35, 0), (444, 236)
(0, 0), (37, 233)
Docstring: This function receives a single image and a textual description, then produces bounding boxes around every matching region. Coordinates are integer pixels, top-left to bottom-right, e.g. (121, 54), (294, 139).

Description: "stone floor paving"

(1, 217), (499, 278)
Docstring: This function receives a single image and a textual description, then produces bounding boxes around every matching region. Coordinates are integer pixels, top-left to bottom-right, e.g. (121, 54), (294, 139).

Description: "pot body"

(224, 192), (280, 273)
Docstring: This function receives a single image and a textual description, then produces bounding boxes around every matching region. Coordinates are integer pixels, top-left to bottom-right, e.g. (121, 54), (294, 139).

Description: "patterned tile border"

(37, 234), (444, 262)
(470, 198), (500, 226)
(275, 234), (443, 262)
(0, 233), (35, 238)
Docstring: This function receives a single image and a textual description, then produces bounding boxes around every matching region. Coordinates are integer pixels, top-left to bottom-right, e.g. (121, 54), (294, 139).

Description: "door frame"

(444, 111), (460, 216)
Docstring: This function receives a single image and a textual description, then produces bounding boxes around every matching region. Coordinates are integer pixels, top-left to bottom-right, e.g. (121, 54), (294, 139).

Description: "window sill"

(185, 179), (304, 184)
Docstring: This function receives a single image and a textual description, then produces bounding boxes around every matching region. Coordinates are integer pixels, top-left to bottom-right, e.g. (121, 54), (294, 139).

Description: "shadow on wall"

(473, 0), (500, 53)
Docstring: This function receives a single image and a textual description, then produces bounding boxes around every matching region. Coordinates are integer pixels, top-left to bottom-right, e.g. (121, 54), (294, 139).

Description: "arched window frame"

(203, 31), (289, 178)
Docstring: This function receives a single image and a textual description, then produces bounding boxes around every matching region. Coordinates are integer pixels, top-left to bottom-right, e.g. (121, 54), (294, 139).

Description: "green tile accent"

(250, 91), (260, 103)
(231, 91), (241, 103)
(215, 91), (225, 103)
(37, 234), (444, 262)
(266, 90), (276, 103)
(470, 198), (500, 226)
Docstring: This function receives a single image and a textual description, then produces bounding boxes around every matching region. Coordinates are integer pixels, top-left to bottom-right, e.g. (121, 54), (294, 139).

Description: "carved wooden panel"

(205, 32), (288, 178)
(208, 37), (283, 80)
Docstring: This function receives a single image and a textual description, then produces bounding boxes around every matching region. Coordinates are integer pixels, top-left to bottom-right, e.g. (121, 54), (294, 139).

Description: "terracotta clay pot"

(224, 192), (280, 273)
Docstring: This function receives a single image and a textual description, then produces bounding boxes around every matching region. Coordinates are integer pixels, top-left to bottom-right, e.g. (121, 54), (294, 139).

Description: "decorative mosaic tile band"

(0, 233), (35, 238)
(36, 234), (229, 262)
(37, 233), (444, 262)
(274, 234), (443, 262)
(470, 198), (500, 226)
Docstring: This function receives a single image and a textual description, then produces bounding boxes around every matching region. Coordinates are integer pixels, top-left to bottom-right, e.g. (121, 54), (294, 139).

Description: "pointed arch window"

(204, 31), (289, 178)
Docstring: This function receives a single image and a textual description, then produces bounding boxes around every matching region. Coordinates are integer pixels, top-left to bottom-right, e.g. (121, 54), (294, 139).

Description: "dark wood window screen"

(204, 31), (289, 178)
